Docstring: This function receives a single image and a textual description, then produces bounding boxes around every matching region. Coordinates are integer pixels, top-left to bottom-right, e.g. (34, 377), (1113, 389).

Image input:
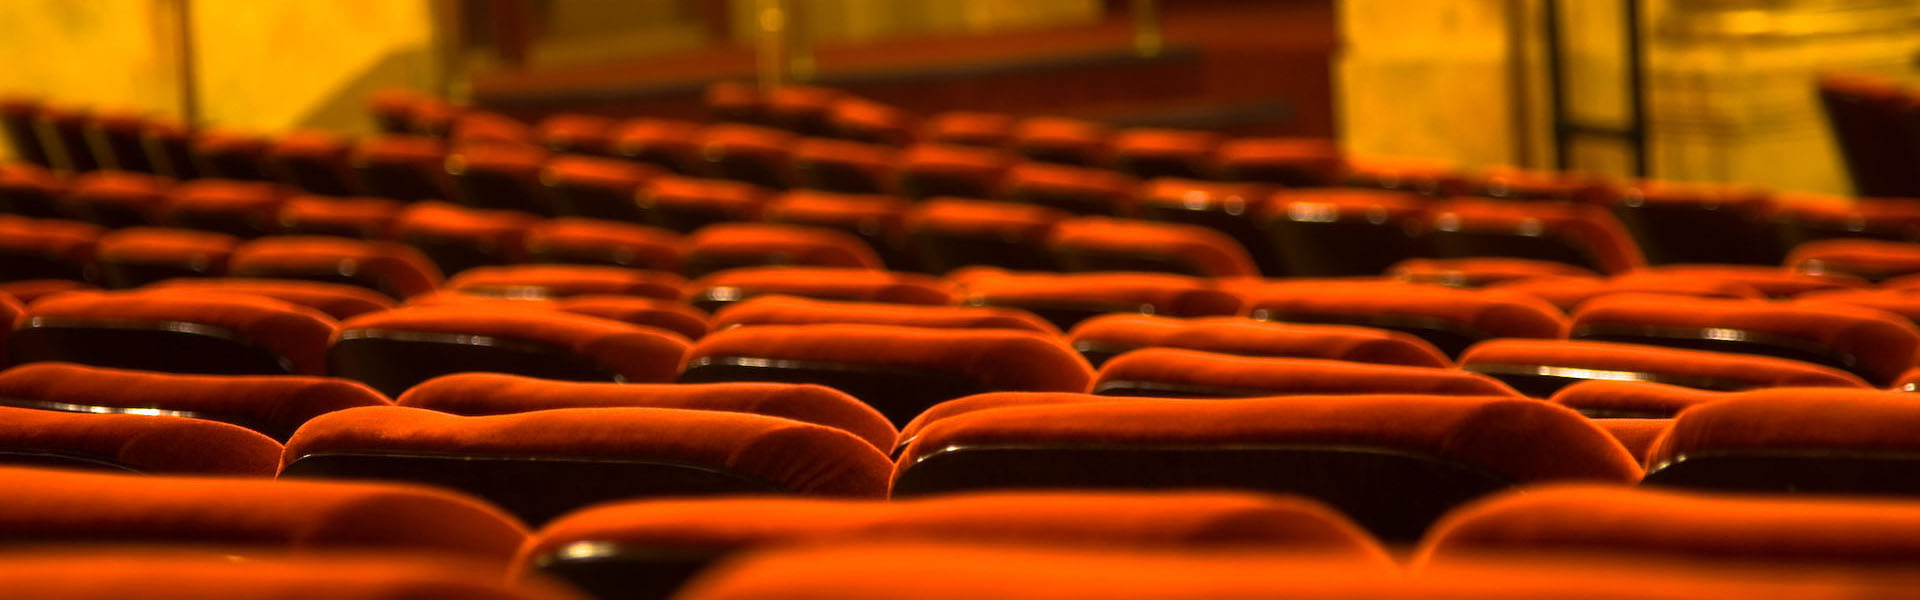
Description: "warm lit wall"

(1337, 0), (1522, 168)
(191, 0), (439, 135)
(0, 0), (184, 160)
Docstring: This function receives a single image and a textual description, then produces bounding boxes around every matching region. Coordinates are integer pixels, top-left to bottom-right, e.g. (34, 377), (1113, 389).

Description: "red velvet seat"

(681, 223), (884, 277)
(15, 290), (336, 375)
(0, 97), (51, 168)
(445, 142), (553, 214)
(523, 217), (684, 270)
(329, 304), (689, 396)
(1110, 128), (1221, 180)
(1643, 388), (1920, 494)
(1216, 137), (1344, 187)
(903, 199), (1066, 273)
(393, 201), (539, 275)
(1548, 380), (1733, 419)
(682, 324), (1092, 427)
(1774, 194), (1920, 245)
(402, 292), (706, 341)
(704, 80), (762, 123)
(1011, 116), (1109, 167)
(349, 135), (452, 202)
(525, 491), (1384, 599)
(895, 394), (1640, 541)
(1611, 180), (1781, 265)
(540, 155), (663, 221)
(1048, 217), (1260, 278)
(93, 227), (235, 288)
(1473, 167), (1614, 203)
(955, 270), (1241, 330)
(637, 175), (769, 233)
(1002, 162), (1135, 216)
(790, 137), (895, 194)
(0, 550), (585, 600)
(611, 118), (705, 174)
(698, 124), (795, 189)
(0, 362), (387, 440)
(1818, 73), (1920, 198)
(764, 190), (910, 269)
(189, 129), (272, 181)
(275, 195), (402, 239)
(1595, 418), (1668, 464)
(367, 88), (430, 134)
(1235, 280), (1564, 357)
(1261, 188), (1427, 277)
(0, 465), (525, 562)
(60, 170), (171, 228)
(764, 85), (843, 136)
(1067, 314), (1448, 368)
(1133, 179), (1276, 275)
(158, 179), (289, 237)
(1426, 198), (1645, 274)
(1628, 264), (1866, 298)
(1569, 294), (1920, 387)
(0, 162), (65, 217)
(538, 113), (617, 155)
(1389, 258), (1599, 288)
(227, 235), (442, 299)
(1459, 339), (1869, 400)
(0, 404), (280, 474)
(265, 130), (356, 196)
(0, 279), (91, 305)
(827, 97), (915, 146)
(1488, 273), (1761, 311)
(894, 143), (1010, 200)
(397, 372), (894, 452)
(682, 266), (952, 312)
(444, 264), (683, 300)
(283, 405), (891, 523)
(1788, 238), (1920, 282)
(710, 294), (1056, 335)
(0, 216), (100, 283)
(1092, 348), (1514, 398)
(921, 111), (1012, 148)
(448, 111), (536, 147)
(142, 278), (397, 319)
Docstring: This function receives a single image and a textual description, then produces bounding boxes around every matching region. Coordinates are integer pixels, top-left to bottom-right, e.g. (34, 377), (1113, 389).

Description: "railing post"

(1131, 0), (1163, 57)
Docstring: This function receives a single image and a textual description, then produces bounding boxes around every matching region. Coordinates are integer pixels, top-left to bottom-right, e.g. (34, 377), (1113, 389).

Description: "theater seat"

(397, 372), (893, 452)
(1773, 195), (1920, 245)
(763, 190), (910, 268)
(1001, 162), (1135, 216)
(895, 143), (1010, 200)
(522, 218), (684, 271)
(1047, 217), (1259, 278)
(764, 85), (842, 136)
(1092, 349), (1515, 398)
(350, 135), (453, 202)
(683, 266), (952, 312)
(1643, 388), (1920, 494)
(393, 201), (538, 275)
(1422, 484), (1920, 569)
(1237, 281), (1564, 357)
(1011, 116), (1109, 167)
(445, 142), (553, 214)
(1569, 294), (1920, 387)
(1595, 418), (1668, 464)
(0, 162), (66, 217)
(1611, 181), (1781, 265)
(157, 179), (289, 237)
(1111, 128), (1221, 180)
(893, 394), (1640, 541)
(1788, 239), (1920, 282)
(0, 405), (280, 474)
(698, 124), (795, 189)
(922, 111), (1012, 148)
(1262, 188), (1427, 277)
(1547, 380), (1727, 419)
(445, 264), (683, 300)
(827, 97), (915, 146)
(0, 466), (525, 562)
(954, 270), (1241, 330)
(142, 278), (396, 319)
(0, 550), (586, 600)
(538, 113), (617, 155)
(190, 130), (272, 181)
(93, 227), (235, 288)
(329, 305), (689, 396)
(265, 130), (357, 196)
(1458, 339), (1869, 398)
(1066, 314), (1449, 368)
(637, 175), (770, 233)
(1472, 167), (1613, 203)
(1389, 258), (1599, 288)
(541, 155), (662, 221)
(710, 295), (1056, 335)
(1487, 273), (1762, 312)
(791, 138), (895, 194)
(0, 216), (100, 283)
(612, 118), (704, 174)
(682, 223), (884, 277)
(1795, 288), (1920, 327)
(0, 294), (20, 365)
(1216, 137), (1345, 187)
(1632, 264), (1868, 298)
(524, 491), (1385, 600)
(275, 195), (401, 239)
(0, 280), (92, 305)
(680, 324), (1092, 427)
(903, 199), (1065, 273)
(1132, 179), (1276, 275)
(451, 112), (537, 147)
(282, 405), (891, 523)
(402, 292), (707, 340)
(1426, 198), (1645, 274)
(227, 236), (442, 299)
(14, 291), (335, 375)
(60, 170), (170, 228)
(0, 361), (388, 440)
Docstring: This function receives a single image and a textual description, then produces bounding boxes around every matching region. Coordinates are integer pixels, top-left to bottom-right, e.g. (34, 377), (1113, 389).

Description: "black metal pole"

(1542, 0), (1568, 170)
(1624, 0), (1649, 177)
(177, 0), (198, 127)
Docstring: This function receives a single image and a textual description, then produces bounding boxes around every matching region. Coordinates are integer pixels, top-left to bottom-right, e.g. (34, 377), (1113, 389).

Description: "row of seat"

(1818, 73), (1920, 199)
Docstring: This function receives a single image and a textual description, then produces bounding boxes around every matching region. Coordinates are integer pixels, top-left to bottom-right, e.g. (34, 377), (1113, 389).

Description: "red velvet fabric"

(27, 290), (338, 374)
(276, 195), (401, 238)
(792, 138), (896, 185)
(1216, 137), (1345, 184)
(0, 404), (282, 475)
(1461, 339), (1870, 394)
(399, 292), (708, 340)
(1263, 188), (1428, 225)
(522, 218), (686, 271)
(896, 143), (1012, 191)
(1137, 179), (1269, 217)
(1549, 380), (1735, 418)
(904, 198), (1066, 244)
(828, 97), (915, 146)
(1490, 273), (1762, 311)
(1789, 239), (1920, 281)
(537, 113), (617, 154)
(896, 392), (1114, 451)
(0, 216), (102, 267)
(397, 373), (894, 451)
(446, 264), (684, 300)
(147, 278), (398, 320)
(1390, 258), (1599, 287)
(1235, 280), (1565, 339)
(764, 191), (908, 242)
(0, 362), (391, 437)
(228, 235), (443, 297)
(711, 295), (1057, 334)
(687, 324), (1093, 393)
(1048, 217), (1260, 278)
(954, 270), (1243, 318)
(94, 227), (236, 269)
(1095, 348), (1518, 397)
(446, 142), (548, 179)
(1629, 264), (1866, 298)
(1112, 128), (1223, 166)
(684, 223), (885, 270)
(1002, 162), (1136, 214)
(640, 175), (770, 221)
(611, 118), (704, 166)
(62, 171), (171, 219)
(1592, 419), (1669, 464)
(335, 305), (690, 382)
(159, 179), (287, 228)
(1069, 314), (1449, 367)
(1425, 198), (1645, 274)
(922, 111), (1014, 147)
(0, 550), (586, 600)
(685, 266), (953, 305)
(1570, 294), (1920, 386)
(0, 280), (94, 305)
(541, 155), (660, 194)
(285, 405), (892, 498)
(394, 201), (538, 262)
(1012, 116), (1111, 164)
(1650, 388), (1920, 466)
